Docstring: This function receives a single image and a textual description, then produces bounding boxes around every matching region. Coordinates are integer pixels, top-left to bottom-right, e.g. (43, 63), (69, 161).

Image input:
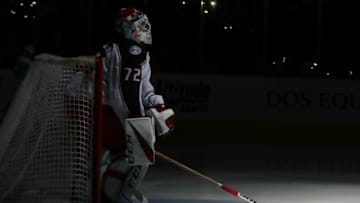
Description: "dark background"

(1, 0), (360, 78)
(1, 0), (360, 173)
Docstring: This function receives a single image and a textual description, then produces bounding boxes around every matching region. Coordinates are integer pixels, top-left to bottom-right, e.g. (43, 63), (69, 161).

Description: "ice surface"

(142, 162), (360, 203)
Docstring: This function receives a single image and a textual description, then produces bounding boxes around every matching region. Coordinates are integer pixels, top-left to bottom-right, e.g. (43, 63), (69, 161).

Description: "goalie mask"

(115, 7), (152, 45)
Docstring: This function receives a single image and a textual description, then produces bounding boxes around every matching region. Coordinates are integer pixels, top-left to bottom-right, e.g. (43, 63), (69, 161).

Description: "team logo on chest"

(129, 45), (142, 55)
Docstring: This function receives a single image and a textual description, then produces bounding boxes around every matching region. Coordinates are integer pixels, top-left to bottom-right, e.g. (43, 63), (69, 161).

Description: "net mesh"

(0, 54), (97, 203)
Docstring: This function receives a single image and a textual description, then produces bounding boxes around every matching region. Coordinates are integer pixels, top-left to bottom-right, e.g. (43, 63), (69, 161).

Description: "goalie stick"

(155, 151), (257, 203)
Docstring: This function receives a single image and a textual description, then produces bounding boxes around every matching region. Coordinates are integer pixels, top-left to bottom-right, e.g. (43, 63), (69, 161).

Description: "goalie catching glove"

(146, 105), (175, 137)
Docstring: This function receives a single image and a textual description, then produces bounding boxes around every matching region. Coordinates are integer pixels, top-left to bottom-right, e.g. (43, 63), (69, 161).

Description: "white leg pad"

(102, 158), (148, 203)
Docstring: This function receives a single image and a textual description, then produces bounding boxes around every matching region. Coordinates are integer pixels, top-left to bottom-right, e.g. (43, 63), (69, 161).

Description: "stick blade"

(220, 184), (256, 203)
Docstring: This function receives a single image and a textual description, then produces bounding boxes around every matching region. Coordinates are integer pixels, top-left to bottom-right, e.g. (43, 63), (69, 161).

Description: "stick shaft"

(155, 151), (219, 186)
(155, 151), (257, 203)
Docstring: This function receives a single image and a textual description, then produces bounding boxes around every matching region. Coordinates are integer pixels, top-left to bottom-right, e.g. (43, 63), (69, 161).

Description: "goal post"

(0, 53), (103, 203)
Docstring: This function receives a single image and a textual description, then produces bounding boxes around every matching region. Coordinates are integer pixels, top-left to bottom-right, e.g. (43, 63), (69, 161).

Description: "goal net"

(0, 54), (103, 203)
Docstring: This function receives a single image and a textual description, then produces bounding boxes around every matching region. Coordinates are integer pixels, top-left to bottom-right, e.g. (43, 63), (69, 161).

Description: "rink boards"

(164, 119), (359, 147)
(151, 74), (360, 147)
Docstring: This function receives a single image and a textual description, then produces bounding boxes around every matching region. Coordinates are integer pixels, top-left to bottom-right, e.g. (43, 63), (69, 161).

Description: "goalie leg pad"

(102, 157), (148, 203)
(124, 117), (155, 165)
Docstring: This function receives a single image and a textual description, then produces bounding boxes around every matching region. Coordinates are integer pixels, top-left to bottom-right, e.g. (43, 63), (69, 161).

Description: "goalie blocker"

(124, 104), (175, 166)
(146, 105), (175, 137)
(125, 117), (156, 165)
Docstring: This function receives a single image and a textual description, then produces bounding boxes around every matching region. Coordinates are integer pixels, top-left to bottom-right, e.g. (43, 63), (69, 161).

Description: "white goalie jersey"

(66, 40), (174, 141)
(100, 42), (165, 123)
(66, 41), (165, 123)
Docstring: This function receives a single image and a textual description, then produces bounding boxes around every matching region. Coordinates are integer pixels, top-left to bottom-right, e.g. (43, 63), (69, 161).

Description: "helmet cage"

(116, 7), (152, 45)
